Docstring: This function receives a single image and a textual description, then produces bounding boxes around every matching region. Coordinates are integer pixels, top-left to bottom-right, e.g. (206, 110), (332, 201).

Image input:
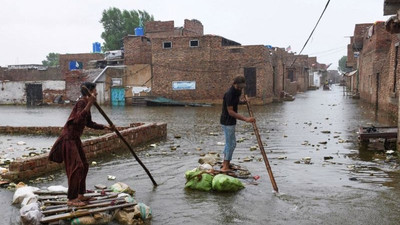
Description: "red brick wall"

(270, 48), (286, 97)
(358, 22), (393, 113)
(150, 35), (273, 103)
(347, 37), (356, 68)
(353, 23), (373, 50)
(183, 19), (203, 36)
(59, 53), (104, 75)
(3, 122), (167, 181)
(123, 36), (152, 65)
(0, 67), (62, 81)
(145, 21), (175, 38)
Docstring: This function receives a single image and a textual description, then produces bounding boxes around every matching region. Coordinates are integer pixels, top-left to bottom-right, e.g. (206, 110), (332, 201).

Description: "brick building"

(123, 19), (327, 103)
(0, 66), (64, 105)
(347, 21), (398, 115)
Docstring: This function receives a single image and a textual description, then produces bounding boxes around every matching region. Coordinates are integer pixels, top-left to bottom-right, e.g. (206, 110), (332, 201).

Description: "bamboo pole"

(244, 95), (279, 192)
(82, 86), (158, 187)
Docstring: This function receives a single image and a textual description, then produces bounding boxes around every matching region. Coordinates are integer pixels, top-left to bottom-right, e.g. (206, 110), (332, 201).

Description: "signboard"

(172, 81), (196, 90)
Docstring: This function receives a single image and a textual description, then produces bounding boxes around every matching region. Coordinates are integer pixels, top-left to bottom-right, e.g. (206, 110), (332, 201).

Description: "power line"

(290, 0), (331, 67)
(307, 46), (345, 55)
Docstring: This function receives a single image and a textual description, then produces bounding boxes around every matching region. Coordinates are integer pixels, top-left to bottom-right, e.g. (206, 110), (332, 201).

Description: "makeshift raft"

(16, 183), (151, 225)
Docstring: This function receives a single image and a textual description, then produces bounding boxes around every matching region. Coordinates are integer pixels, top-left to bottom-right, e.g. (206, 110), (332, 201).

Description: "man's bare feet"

(67, 198), (87, 206)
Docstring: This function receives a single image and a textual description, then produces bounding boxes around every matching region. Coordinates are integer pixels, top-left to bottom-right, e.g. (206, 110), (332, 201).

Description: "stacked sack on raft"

(13, 182), (151, 225)
(185, 153), (250, 192)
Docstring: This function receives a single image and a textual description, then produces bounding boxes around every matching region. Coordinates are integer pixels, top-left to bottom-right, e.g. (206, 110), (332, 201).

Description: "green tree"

(42, 53), (60, 67)
(100, 8), (154, 51)
(338, 56), (352, 73)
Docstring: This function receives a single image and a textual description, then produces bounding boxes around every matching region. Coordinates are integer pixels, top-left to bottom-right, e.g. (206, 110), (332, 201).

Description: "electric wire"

(290, 0), (331, 67)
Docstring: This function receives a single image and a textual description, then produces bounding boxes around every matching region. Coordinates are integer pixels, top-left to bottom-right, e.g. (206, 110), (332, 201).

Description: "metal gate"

(111, 87), (125, 106)
(26, 83), (43, 106)
(244, 67), (256, 97)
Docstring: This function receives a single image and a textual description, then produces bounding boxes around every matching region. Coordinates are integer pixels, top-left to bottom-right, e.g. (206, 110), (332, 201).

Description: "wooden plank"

(359, 126), (398, 141)
(38, 192), (109, 200)
(40, 203), (136, 223)
(42, 199), (128, 215)
(40, 193), (119, 209)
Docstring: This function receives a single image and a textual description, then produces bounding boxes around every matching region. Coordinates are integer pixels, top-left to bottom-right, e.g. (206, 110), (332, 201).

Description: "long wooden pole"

(83, 87), (158, 186)
(244, 95), (278, 192)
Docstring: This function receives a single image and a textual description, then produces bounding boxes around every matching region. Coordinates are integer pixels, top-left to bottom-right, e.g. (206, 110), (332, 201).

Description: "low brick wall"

(0, 124), (146, 136)
(3, 122), (167, 181)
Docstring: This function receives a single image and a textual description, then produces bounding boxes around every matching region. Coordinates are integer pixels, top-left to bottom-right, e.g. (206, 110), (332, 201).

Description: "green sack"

(185, 168), (214, 191)
(212, 174), (245, 192)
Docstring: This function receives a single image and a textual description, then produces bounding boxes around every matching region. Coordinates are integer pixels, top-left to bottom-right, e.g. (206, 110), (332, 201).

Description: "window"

(163, 41), (172, 49)
(190, 40), (199, 47)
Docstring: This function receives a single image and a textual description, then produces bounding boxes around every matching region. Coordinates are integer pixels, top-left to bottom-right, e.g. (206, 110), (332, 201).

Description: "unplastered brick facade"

(357, 22), (397, 114)
(123, 19), (326, 103)
(145, 19), (203, 38)
(150, 35), (273, 103)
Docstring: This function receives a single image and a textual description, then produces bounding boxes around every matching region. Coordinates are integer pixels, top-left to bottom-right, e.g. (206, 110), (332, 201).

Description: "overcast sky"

(0, 0), (390, 69)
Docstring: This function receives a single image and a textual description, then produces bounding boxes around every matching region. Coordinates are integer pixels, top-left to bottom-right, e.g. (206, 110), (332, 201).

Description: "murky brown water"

(1, 85), (400, 225)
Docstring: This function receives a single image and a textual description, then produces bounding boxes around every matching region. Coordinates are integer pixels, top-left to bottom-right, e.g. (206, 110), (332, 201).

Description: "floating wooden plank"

(35, 189), (112, 195)
(38, 192), (108, 200)
(42, 199), (128, 215)
(40, 193), (119, 211)
(42, 200), (67, 205)
(40, 202), (136, 223)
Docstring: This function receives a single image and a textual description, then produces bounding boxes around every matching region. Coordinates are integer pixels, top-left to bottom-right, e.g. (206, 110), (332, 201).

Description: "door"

(111, 87), (125, 106)
(26, 83), (43, 106)
(244, 67), (256, 97)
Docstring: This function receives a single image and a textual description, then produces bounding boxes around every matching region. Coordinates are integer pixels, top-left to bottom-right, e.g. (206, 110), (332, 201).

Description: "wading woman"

(49, 82), (114, 206)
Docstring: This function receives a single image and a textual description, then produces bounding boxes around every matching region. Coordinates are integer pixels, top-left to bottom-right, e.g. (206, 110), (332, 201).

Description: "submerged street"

(1, 85), (400, 225)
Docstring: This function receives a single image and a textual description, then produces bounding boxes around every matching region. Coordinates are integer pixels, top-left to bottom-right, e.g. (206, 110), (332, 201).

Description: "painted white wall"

(0, 81), (25, 104)
(0, 80), (65, 104)
(96, 82), (105, 104)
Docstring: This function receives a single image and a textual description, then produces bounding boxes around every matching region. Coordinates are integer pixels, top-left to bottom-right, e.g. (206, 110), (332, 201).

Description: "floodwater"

(1, 85), (400, 225)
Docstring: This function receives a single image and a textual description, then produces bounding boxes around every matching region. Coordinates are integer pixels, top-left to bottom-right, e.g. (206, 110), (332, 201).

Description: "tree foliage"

(338, 56), (352, 73)
(100, 8), (154, 51)
(42, 53), (60, 67)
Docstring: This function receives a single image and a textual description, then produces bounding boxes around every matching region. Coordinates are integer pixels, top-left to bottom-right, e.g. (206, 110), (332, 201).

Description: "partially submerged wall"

(2, 122), (167, 181)
(0, 80), (65, 105)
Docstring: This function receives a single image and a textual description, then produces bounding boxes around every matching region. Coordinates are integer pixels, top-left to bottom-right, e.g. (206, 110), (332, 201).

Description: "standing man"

(49, 82), (114, 206)
(220, 76), (255, 172)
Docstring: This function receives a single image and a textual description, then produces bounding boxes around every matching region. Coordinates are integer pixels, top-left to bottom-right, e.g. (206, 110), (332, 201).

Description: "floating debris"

(216, 142), (225, 146)
(237, 137), (246, 143)
(17, 141), (26, 145)
(174, 135), (181, 139)
(321, 131), (331, 134)
(324, 156), (333, 160)
(243, 157), (252, 162)
(91, 161), (97, 166)
(386, 150), (395, 155)
(277, 156), (287, 160)
(302, 157), (312, 164)
(95, 184), (107, 189)
(107, 175), (116, 180)
(149, 144), (157, 148)
(249, 146), (258, 151)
